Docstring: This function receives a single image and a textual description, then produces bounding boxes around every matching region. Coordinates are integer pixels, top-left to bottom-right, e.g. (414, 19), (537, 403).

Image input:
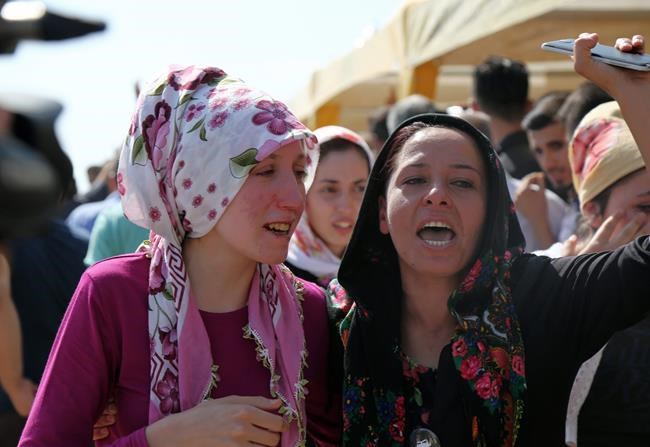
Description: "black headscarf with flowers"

(331, 113), (526, 446)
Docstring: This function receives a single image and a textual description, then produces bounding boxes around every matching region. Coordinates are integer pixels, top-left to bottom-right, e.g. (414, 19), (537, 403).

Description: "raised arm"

(573, 33), (650, 168)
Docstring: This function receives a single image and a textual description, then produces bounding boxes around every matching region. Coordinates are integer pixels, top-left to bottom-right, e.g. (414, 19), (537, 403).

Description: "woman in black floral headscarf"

(329, 33), (650, 444)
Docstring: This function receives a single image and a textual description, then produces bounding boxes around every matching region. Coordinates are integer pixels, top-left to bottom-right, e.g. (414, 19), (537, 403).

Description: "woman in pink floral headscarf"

(19, 66), (340, 447)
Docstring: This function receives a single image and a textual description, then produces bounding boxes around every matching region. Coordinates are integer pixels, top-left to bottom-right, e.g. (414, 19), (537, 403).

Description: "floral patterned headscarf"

(331, 114), (526, 446)
(118, 65), (317, 446)
(286, 125), (374, 285)
(569, 101), (645, 212)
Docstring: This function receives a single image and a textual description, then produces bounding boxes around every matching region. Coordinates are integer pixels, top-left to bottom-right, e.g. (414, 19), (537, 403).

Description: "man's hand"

(515, 172), (556, 248)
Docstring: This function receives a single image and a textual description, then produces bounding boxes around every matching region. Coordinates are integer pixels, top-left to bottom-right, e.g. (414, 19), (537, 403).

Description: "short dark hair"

(473, 56), (528, 122)
(522, 91), (570, 131)
(386, 95), (439, 133)
(368, 106), (390, 143)
(557, 82), (612, 137)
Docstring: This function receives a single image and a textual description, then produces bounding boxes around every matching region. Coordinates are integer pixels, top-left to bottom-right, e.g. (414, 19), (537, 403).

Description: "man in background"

(472, 56), (540, 179)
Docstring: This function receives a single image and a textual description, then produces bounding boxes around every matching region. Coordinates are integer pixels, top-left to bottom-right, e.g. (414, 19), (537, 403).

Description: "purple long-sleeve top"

(19, 253), (341, 446)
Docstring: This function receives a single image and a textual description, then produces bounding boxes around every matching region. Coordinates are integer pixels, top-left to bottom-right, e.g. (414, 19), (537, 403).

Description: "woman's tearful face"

(379, 127), (487, 282)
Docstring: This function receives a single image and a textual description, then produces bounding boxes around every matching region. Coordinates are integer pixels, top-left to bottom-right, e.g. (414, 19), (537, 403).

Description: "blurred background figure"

(472, 55), (541, 179)
(460, 108), (572, 251)
(0, 0), (104, 54)
(286, 125), (373, 286)
(0, 6), (104, 443)
(565, 100), (650, 446)
(65, 154), (120, 240)
(386, 94), (440, 134)
(367, 105), (390, 154)
(0, 93), (88, 447)
(522, 91), (573, 201)
(83, 200), (149, 266)
(569, 101), (649, 256)
(85, 165), (102, 185)
(0, 94), (78, 216)
(557, 81), (613, 141)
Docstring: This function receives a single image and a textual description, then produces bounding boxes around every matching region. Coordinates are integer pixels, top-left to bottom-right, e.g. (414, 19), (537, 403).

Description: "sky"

(1, 0), (401, 192)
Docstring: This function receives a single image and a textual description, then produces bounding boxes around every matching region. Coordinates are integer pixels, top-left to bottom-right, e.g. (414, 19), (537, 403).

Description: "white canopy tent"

(291, 0), (650, 131)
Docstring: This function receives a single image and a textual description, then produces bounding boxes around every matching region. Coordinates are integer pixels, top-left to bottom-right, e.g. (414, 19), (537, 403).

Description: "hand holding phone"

(541, 38), (650, 71)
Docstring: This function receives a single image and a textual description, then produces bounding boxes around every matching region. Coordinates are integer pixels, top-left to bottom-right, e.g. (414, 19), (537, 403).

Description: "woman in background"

(286, 126), (373, 286)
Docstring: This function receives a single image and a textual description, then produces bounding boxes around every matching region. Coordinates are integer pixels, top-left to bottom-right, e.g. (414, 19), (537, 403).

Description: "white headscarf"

(118, 65), (317, 445)
(286, 125), (373, 284)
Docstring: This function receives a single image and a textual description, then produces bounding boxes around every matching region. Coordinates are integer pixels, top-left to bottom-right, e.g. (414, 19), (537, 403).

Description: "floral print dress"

(401, 351), (440, 438)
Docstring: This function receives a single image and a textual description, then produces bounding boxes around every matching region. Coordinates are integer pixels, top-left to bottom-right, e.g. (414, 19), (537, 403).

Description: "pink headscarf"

(569, 101), (645, 211)
(118, 65), (317, 445)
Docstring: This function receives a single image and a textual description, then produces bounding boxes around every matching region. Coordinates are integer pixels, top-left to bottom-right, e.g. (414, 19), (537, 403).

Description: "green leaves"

(413, 387), (423, 406)
(188, 117), (208, 141)
(178, 93), (193, 107)
(218, 76), (240, 86)
(131, 135), (146, 165)
(207, 75), (226, 86)
(188, 117), (205, 133)
(162, 287), (174, 301)
(229, 148), (258, 178)
(150, 82), (166, 96)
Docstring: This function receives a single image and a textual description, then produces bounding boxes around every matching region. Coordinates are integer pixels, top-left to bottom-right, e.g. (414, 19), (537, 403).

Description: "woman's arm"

(515, 236), (650, 365)
(573, 33), (650, 167)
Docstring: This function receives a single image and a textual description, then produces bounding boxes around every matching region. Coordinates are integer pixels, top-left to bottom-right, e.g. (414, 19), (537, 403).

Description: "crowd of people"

(0, 32), (648, 447)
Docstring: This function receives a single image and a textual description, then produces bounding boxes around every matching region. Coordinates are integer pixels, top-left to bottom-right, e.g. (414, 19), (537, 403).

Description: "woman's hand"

(145, 396), (287, 447)
(92, 398), (117, 441)
(573, 33), (650, 202)
(573, 33), (650, 99)
(578, 211), (647, 255)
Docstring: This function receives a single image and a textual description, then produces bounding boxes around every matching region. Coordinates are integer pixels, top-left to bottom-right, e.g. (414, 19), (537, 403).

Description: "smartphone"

(541, 38), (650, 71)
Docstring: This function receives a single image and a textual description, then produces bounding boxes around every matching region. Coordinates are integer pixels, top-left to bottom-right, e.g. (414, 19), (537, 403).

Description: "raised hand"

(514, 172), (555, 248)
(572, 33), (650, 169)
(572, 33), (650, 98)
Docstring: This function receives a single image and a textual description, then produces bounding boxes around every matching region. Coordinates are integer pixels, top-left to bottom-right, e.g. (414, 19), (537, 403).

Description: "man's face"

(528, 122), (572, 189)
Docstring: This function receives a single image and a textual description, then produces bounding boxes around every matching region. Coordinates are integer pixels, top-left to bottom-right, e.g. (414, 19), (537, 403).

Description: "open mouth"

(264, 222), (292, 237)
(417, 221), (456, 247)
(333, 220), (353, 230)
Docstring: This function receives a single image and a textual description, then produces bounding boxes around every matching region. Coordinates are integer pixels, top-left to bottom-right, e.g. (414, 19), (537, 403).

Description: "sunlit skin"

(527, 122), (572, 189)
(202, 141), (307, 267)
(379, 128), (487, 288)
(306, 148), (369, 257)
(589, 168), (650, 235)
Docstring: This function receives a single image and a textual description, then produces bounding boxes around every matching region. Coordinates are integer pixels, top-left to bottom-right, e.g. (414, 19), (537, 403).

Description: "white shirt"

(506, 175), (575, 252)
